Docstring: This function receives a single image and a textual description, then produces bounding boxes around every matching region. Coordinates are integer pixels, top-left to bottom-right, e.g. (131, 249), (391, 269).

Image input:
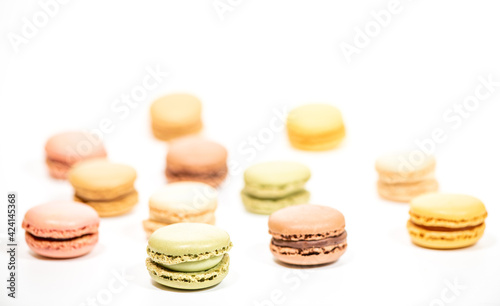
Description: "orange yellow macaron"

(287, 104), (345, 151)
(407, 193), (487, 249)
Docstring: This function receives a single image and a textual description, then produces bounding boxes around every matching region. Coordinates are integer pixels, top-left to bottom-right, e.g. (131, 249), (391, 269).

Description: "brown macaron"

(166, 137), (228, 188)
(268, 204), (347, 266)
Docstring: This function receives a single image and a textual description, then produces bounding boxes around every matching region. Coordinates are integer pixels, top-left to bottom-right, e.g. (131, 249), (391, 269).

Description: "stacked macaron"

(150, 94), (203, 141)
(268, 204), (347, 265)
(69, 159), (138, 217)
(407, 193), (487, 249)
(45, 131), (107, 179)
(166, 137), (228, 187)
(22, 201), (100, 258)
(241, 161), (311, 214)
(143, 182), (218, 237)
(287, 104), (346, 151)
(376, 152), (439, 202)
(146, 223), (232, 290)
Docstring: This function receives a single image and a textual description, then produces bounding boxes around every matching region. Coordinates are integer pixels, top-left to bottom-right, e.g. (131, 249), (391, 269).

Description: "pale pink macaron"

(22, 201), (100, 258)
(45, 131), (107, 179)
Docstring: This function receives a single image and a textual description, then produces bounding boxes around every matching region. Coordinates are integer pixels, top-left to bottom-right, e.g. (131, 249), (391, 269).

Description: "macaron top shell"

(148, 223), (231, 257)
(244, 161), (311, 186)
(45, 131), (106, 163)
(149, 182), (218, 213)
(376, 151), (436, 174)
(22, 201), (100, 238)
(167, 137), (227, 171)
(151, 94), (202, 126)
(410, 193), (487, 223)
(269, 204), (345, 238)
(287, 104), (344, 135)
(69, 159), (137, 190)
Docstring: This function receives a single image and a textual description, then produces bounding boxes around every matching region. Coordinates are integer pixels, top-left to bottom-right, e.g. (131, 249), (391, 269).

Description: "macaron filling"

(272, 231), (347, 249)
(160, 255), (223, 272)
(408, 221), (483, 233)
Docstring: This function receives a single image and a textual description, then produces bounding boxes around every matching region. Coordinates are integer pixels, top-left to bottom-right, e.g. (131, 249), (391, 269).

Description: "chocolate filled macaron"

(268, 204), (347, 266)
(45, 131), (107, 179)
(166, 137), (228, 188)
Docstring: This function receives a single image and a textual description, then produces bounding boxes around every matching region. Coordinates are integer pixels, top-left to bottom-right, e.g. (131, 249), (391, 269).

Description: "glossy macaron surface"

(69, 159), (137, 191)
(45, 131), (107, 163)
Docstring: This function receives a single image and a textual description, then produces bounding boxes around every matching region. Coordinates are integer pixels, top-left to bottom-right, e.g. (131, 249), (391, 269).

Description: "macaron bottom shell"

(146, 253), (230, 290)
(287, 128), (345, 151)
(25, 232), (98, 259)
(241, 190), (310, 215)
(407, 221), (485, 249)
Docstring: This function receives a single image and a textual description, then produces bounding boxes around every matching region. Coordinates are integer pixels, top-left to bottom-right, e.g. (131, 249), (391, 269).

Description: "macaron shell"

(167, 137), (228, 173)
(22, 201), (100, 238)
(287, 131), (345, 151)
(287, 104), (345, 135)
(407, 221), (485, 249)
(270, 241), (347, 265)
(149, 182), (218, 213)
(45, 131), (107, 164)
(375, 152), (436, 178)
(377, 179), (439, 203)
(146, 254), (229, 290)
(150, 94), (202, 127)
(243, 162), (311, 198)
(165, 168), (227, 188)
(74, 190), (138, 217)
(25, 232), (98, 259)
(147, 223), (231, 259)
(409, 193), (487, 226)
(241, 190), (310, 215)
(69, 159), (137, 199)
(45, 158), (72, 179)
(268, 204), (345, 238)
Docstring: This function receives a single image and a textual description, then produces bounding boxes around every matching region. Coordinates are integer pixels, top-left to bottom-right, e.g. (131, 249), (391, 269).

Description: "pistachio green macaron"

(241, 161), (311, 214)
(146, 223), (232, 290)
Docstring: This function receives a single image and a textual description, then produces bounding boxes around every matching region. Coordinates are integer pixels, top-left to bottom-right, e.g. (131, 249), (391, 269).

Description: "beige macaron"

(375, 152), (438, 202)
(143, 182), (218, 237)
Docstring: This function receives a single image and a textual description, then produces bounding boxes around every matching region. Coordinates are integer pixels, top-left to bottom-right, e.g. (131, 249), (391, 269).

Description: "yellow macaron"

(287, 104), (345, 151)
(69, 159), (138, 217)
(407, 193), (487, 249)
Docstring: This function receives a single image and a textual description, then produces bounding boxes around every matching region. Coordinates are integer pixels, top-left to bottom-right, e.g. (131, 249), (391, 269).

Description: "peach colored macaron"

(166, 137), (228, 188)
(45, 131), (107, 179)
(22, 201), (100, 258)
(268, 204), (347, 266)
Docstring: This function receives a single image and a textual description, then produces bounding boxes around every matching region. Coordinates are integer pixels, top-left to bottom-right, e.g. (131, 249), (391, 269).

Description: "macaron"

(287, 104), (346, 151)
(376, 152), (439, 202)
(150, 94), (203, 141)
(145, 223), (232, 290)
(143, 182), (218, 237)
(166, 137), (228, 188)
(407, 193), (487, 249)
(22, 201), (100, 258)
(45, 131), (107, 179)
(241, 161), (311, 214)
(69, 159), (138, 217)
(268, 204), (347, 265)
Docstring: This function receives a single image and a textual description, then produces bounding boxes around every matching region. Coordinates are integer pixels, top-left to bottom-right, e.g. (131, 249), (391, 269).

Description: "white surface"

(1, 1), (500, 305)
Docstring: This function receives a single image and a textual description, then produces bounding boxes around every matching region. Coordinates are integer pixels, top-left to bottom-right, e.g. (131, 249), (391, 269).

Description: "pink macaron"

(22, 201), (100, 258)
(45, 131), (107, 179)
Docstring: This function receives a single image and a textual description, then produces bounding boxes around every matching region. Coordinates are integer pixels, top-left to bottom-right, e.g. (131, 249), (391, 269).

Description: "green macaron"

(146, 223), (232, 290)
(241, 161), (311, 214)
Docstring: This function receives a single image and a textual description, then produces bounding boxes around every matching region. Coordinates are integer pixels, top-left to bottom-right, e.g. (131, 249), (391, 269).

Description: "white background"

(1, 1), (500, 305)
